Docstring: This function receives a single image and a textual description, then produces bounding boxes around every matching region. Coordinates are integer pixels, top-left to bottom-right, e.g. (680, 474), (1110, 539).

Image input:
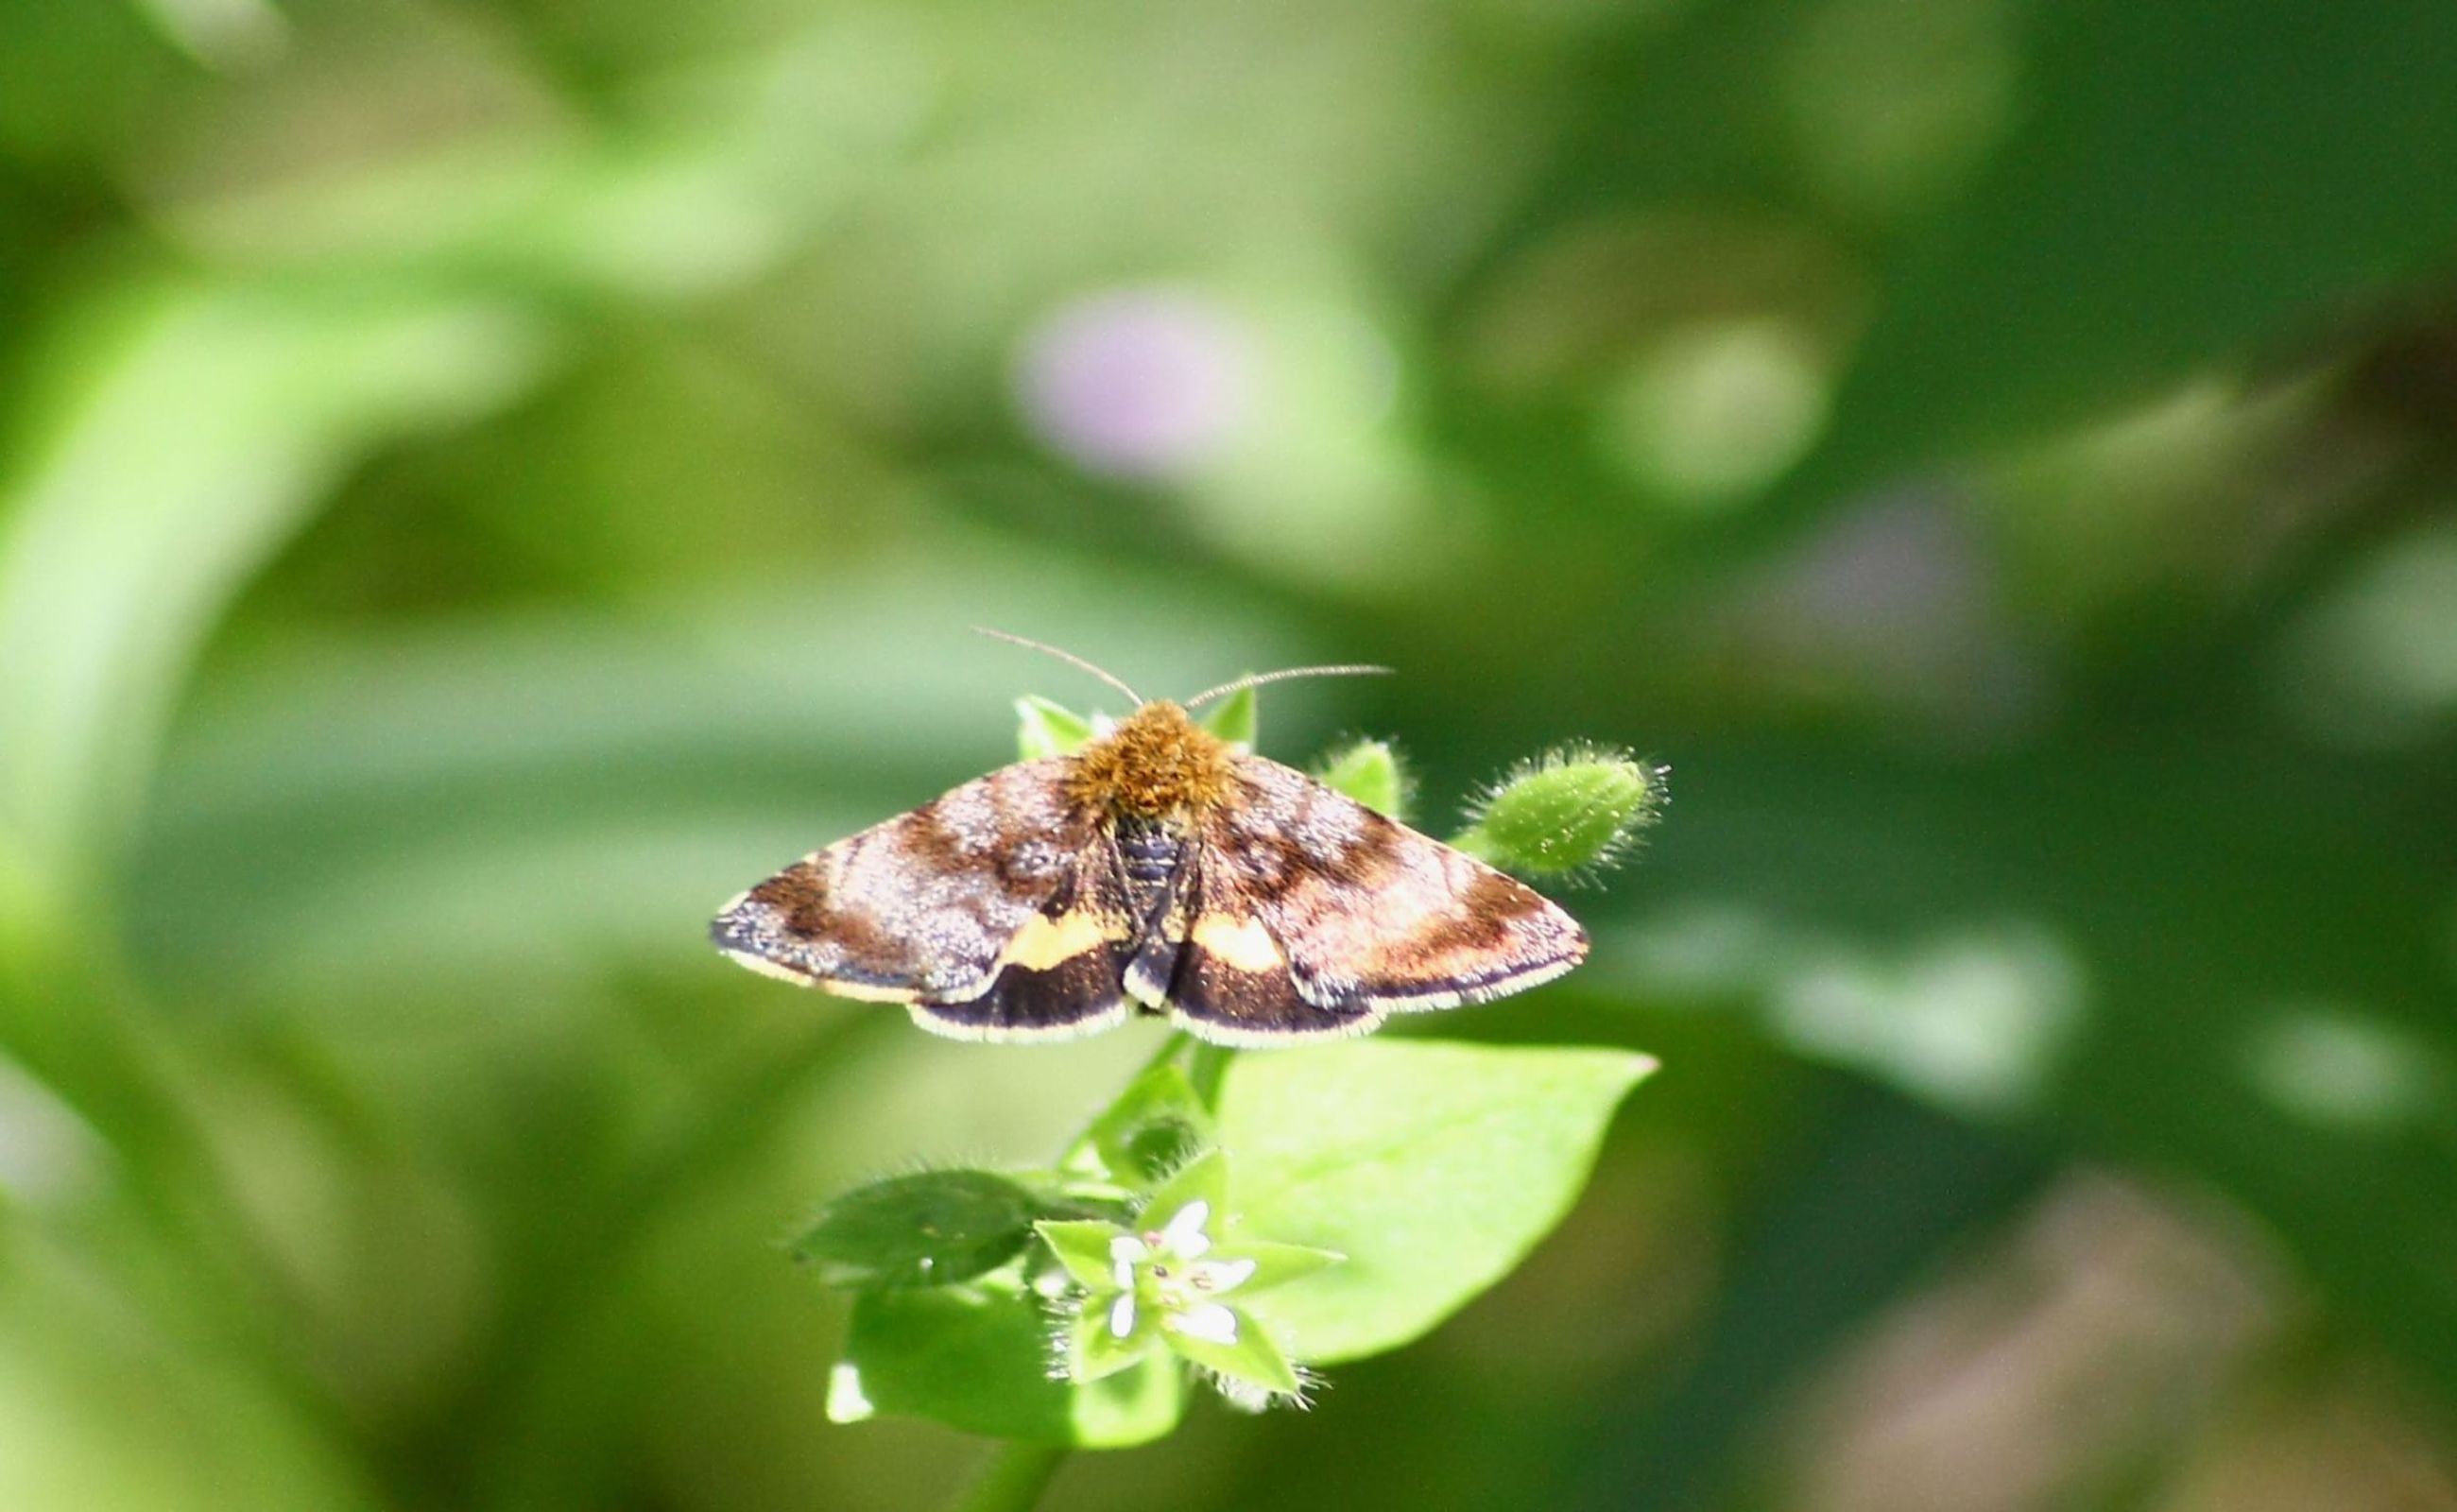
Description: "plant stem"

(951, 1441), (1068, 1512)
(1186, 1040), (1235, 1109)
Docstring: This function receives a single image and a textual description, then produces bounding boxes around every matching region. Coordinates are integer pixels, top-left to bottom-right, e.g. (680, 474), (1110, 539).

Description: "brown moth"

(711, 641), (1588, 1046)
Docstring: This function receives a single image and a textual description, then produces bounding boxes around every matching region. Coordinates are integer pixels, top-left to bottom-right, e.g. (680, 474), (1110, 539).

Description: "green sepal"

(1017, 696), (1096, 759)
(1161, 1306), (1300, 1396)
(1313, 738), (1407, 818)
(1214, 1238), (1345, 1295)
(1068, 1302), (1160, 1383)
(1197, 684), (1258, 748)
(1035, 1218), (1127, 1292)
(1138, 1148), (1230, 1234)
(792, 1170), (1043, 1289)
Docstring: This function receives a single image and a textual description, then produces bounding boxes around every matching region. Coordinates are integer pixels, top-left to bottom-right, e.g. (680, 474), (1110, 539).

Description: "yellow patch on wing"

(1001, 909), (1125, 971)
(1189, 914), (1285, 973)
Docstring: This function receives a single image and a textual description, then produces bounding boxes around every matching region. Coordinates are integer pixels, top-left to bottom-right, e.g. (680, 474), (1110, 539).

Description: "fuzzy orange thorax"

(1064, 700), (1236, 818)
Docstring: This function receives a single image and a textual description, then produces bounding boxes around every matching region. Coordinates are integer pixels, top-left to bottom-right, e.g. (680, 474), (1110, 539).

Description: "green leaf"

(1016, 696), (1095, 759)
(828, 1282), (1183, 1447)
(0, 279), (554, 905)
(1034, 1219), (1126, 1293)
(1197, 684), (1258, 747)
(1080, 1059), (1212, 1189)
(792, 1170), (1043, 1289)
(1217, 1040), (1654, 1364)
(1161, 1305), (1301, 1397)
(1313, 739), (1406, 819)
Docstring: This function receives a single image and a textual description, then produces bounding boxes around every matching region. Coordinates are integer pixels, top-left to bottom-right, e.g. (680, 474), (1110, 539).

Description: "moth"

(711, 637), (1588, 1045)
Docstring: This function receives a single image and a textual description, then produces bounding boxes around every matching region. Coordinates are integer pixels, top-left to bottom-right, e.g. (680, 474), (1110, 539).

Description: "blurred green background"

(5, 0), (2457, 1507)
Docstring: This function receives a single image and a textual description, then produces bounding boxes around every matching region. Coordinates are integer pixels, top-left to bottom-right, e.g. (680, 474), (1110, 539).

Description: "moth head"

(1066, 700), (1236, 819)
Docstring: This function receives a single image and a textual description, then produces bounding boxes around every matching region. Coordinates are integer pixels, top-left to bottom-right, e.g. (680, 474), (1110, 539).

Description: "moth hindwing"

(712, 700), (1589, 1045)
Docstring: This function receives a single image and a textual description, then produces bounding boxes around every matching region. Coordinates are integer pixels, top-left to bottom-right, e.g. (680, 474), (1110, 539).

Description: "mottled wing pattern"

(1167, 756), (1588, 1044)
(710, 757), (1138, 1041)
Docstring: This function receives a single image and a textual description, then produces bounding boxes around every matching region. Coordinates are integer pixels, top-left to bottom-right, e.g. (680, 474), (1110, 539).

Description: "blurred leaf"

(1603, 734), (2457, 1401)
(1796, 0), (2457, 497)
(0, 278), (553, 904)
(0, 1219), (383, 1512)
(827, 1282), (1184, 1447)
(791, 1170), (1045, 1290)
(1219, 1040), (1654, 1364)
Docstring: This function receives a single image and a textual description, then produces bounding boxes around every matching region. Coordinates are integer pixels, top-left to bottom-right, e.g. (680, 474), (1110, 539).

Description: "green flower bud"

(1312, 738), (1409, 819)
(1451, 745), (1665, 878)
(1081, 1061), (1212, 1190)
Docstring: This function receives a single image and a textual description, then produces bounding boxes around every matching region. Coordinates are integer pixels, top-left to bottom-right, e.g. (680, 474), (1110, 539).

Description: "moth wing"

(711, 758), (1138, 1041)
(1165, 756), (1588, 1045)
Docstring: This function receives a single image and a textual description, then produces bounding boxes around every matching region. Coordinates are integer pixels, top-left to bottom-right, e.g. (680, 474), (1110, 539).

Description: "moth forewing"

(1156, 757), (1589, 1045)
(710, 757), (1137, 1040)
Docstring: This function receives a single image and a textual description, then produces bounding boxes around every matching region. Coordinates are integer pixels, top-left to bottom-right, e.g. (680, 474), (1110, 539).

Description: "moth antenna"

(1183, 664), (1395, 709)
(971, 627), (1143, 706)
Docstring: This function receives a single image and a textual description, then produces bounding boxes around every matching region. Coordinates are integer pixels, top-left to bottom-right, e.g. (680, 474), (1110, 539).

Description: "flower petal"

(1167, 1300), (1239, 1344)
(1163, 1305), (1302, 1396)
(1160, 1199), (1212, 1257)
(1108, 1293), (1139, 1340)
(1192, 1257), (1258, 1294)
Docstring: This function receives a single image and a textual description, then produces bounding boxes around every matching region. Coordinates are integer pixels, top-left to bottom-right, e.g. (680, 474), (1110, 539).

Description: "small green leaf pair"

(1039, 1151), (1341, 1405)
(1016, 684), (1260, 763)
